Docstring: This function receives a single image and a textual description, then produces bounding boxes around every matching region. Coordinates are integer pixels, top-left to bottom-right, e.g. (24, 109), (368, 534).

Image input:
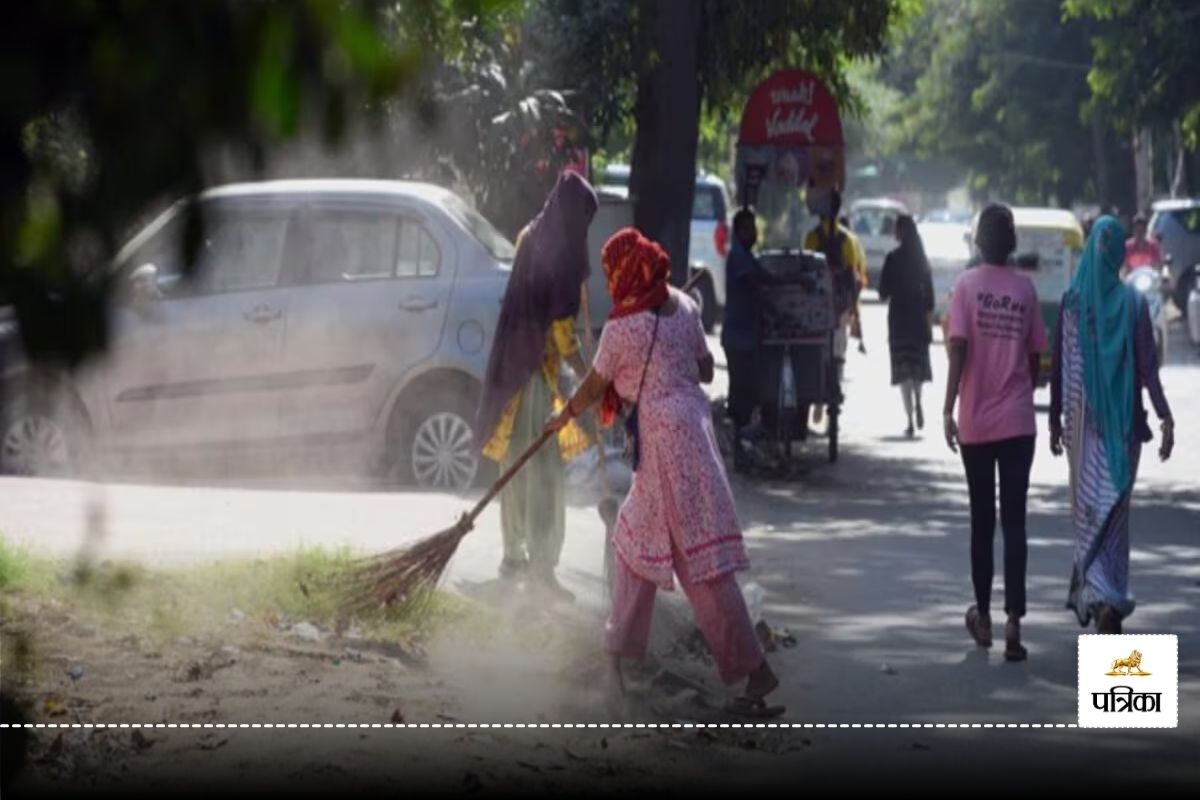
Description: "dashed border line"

(0, 722), (1079, 729)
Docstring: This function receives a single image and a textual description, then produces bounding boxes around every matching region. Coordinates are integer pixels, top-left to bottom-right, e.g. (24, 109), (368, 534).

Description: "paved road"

(3, 302), (1198, 781)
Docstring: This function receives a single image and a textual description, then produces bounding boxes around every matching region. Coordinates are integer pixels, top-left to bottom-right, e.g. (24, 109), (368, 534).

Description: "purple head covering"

(476, 171), (598, 452)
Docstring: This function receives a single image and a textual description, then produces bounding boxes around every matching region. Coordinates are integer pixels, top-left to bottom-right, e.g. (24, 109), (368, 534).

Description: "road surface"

(2, 301), (1198, 789)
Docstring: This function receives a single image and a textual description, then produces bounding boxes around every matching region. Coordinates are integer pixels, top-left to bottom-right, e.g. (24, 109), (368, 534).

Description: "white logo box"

(1078, 634), (1178, 728)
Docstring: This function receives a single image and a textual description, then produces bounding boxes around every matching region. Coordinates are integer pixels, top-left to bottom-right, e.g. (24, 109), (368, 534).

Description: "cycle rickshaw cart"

(733, 69), (849, 466)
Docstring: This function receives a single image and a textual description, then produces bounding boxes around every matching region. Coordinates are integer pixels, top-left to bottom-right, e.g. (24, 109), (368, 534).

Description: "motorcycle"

(1125, 262), (1169, 366)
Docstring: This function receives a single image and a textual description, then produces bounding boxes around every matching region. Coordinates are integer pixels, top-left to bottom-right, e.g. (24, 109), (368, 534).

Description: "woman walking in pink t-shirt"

(943, 204), (1048, 662)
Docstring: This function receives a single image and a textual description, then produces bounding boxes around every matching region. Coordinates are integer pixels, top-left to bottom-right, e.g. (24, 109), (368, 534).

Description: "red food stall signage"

(738, 70), (843, 148)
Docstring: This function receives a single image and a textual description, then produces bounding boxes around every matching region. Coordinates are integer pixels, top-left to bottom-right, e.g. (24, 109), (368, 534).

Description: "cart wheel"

(828, 403), (839, 463)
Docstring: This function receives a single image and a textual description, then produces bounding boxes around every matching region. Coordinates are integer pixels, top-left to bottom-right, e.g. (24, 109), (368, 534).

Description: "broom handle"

(465, 428), (555, 526)
(579, 284), (613, 496)
(463, 270), (711, 527)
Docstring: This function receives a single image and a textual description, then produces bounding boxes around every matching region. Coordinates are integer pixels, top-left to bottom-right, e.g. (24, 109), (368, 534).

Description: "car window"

(396, 218), (441, 278)
(122, 213), (186, 282)
(196, 214), (289, 294)
(439, 194), (514, 262)
(310, 214), (396, 283)
(692, 186), (723, 221)
(1168, 208), (1200, 234)
(852, 208), (902, 237)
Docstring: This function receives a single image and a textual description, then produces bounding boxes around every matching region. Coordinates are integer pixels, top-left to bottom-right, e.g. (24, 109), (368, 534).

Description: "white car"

(918, 221), (973, 324)
(599, 165), (731, 331)
(849, 197), (910, 289)
(0, 180), (514, 491)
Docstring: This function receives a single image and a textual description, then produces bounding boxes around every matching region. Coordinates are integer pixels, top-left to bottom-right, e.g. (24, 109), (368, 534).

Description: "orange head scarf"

(598, 228), (671, 426)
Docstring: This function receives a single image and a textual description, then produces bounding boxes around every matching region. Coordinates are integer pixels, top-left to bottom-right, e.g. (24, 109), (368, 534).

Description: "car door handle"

(243, 305), (282, 324)
(399, 296), (439, 313)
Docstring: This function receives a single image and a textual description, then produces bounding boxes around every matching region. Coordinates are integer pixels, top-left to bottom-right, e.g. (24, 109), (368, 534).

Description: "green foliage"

(0, 1), (506, 368)
(1065, 0), (1200, 148)
(0, 541), (474, 644)
(419, 14), (589, 236)
(536, 0), (907, 156)
(881, 0), (1116, 206)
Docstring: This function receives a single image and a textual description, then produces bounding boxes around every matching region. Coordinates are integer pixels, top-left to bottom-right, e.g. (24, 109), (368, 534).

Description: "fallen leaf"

(43, 695), (67, 717)
(199, 737), (229, 751)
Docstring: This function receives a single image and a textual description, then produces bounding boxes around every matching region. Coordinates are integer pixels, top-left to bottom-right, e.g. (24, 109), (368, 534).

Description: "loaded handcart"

(756, 249), (841, 463)
(733, 68), (849, 467)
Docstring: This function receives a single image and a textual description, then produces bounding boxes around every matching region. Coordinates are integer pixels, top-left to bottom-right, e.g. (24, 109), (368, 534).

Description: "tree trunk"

(1092, 114), (1110, 210)
(1170, 119), (1188, 198)
(629, 0), (701, 286)
(1133, 126), (1154, 214)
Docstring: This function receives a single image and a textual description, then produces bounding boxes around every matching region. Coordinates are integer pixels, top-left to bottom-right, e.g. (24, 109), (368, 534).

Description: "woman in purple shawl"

(477, 171), (598, 599)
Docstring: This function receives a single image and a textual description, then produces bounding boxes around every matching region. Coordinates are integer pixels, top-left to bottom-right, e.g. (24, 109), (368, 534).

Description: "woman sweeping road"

(545, 228), (784, 717)
(476, 172), (598, 600)
(878, 214), (934, 438)
(1049, 215), (1174, 634)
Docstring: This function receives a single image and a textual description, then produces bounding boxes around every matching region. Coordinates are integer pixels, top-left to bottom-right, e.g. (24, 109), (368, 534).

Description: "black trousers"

(723, 347), (757, 430)
(959, 435), (1036, 619)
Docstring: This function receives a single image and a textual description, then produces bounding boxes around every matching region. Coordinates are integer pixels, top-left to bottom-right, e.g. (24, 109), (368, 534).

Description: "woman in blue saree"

(1049, 216), (1175, 634)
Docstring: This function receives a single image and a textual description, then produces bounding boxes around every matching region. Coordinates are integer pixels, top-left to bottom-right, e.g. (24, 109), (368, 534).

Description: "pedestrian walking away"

(878, 214), (934, 438)
(1050, 215), (1175, 635)
(545, 227), (784, 717)
(943, 203), (1047, 662)
(476, 171), (598, 601)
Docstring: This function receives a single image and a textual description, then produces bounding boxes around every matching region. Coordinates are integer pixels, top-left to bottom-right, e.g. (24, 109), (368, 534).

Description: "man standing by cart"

(804, 187), (867, 423)
(721, 207), (765, 472)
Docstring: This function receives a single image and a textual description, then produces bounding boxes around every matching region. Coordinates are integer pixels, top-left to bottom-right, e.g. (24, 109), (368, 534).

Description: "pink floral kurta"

(594, 289), (750, 590)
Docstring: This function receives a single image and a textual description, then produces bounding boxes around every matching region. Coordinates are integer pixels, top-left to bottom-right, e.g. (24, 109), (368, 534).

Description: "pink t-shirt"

(948, 264), (1047, 444)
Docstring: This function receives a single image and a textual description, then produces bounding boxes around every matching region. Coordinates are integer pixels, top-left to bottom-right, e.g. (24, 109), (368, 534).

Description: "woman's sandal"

(1096, 605), (1123, 635)
(724, 695), (786, 718)
(1004, 620), (1027, 662)
(965, 605), (993, 647)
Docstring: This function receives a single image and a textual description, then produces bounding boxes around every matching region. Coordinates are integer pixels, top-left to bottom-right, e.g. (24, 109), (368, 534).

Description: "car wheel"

(393, 387), (482, 492)
(688, 273), (718, 333)
(1174, 265), (1196, 319)
(0, 384), (87, 477)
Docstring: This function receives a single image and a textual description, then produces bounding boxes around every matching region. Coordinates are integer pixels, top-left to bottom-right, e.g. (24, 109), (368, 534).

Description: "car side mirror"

(129, 263), (162, 308)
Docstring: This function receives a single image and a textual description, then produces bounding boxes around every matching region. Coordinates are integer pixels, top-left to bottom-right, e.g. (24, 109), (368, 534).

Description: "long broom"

(342, 269), (711, 614)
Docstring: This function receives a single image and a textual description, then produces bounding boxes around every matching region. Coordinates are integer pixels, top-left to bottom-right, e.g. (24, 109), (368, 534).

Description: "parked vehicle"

(848, 197), (910, 289)
(1125, 263), (1169, 367)
(599, 164), (731, 331)
(1148, 198), (1200, 317)
(954, 207), (1084, 385)
(0, 180), (515, 492)
(920, 208), (973, 225)
(1010, 207), (1084, 385)
(1188, 276), (1200, 350)
(918, 220), (972, 324)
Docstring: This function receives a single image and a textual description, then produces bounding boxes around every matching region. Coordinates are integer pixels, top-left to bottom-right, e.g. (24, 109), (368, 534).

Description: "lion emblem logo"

(1105, 650), (1150, 676)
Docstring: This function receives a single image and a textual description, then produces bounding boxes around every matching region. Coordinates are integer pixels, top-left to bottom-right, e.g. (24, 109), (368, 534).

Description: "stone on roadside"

(291, 622), (321, 643)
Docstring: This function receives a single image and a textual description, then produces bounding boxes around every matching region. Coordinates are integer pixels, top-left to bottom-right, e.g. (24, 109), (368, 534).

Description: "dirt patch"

(1, 565), (803, 794)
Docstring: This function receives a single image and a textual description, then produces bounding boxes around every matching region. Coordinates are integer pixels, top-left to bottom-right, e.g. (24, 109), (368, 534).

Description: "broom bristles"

(341, 516), (472, 615)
